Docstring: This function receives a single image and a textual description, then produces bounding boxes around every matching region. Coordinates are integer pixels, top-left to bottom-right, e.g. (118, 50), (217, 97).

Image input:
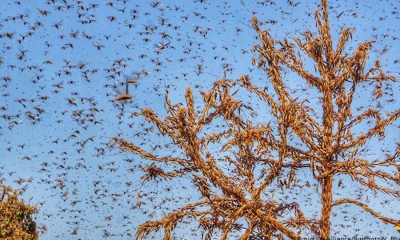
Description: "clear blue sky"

(1, 0), (399, 239)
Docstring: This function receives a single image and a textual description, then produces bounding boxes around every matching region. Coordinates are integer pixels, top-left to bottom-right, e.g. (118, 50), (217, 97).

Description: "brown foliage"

(0, 181), (39, 240)
(112, 0), (400, 239)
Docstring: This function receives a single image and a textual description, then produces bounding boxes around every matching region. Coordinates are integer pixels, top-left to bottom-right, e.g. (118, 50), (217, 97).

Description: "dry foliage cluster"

(112, 0), (400, 239)
(0, 180), (38, 240)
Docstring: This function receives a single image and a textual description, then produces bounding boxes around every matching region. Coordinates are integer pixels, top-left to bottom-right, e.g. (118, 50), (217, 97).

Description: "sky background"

(1, 0), (400, 239)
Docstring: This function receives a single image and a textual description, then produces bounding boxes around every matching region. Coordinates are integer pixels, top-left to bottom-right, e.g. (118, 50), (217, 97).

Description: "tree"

(111, 0), (400, 238)
(0, 180), (39, 240)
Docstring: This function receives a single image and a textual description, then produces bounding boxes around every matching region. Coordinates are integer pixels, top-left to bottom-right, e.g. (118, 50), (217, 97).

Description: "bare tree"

(0, 180), (39, 239)
(111, 0), (400, 238)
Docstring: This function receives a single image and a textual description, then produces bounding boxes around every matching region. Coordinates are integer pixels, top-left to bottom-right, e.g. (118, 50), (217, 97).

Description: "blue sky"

(1, 0), (400, 239)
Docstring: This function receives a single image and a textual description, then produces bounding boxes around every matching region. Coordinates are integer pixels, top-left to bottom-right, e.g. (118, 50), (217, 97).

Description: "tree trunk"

(320, 175), (333, 239)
